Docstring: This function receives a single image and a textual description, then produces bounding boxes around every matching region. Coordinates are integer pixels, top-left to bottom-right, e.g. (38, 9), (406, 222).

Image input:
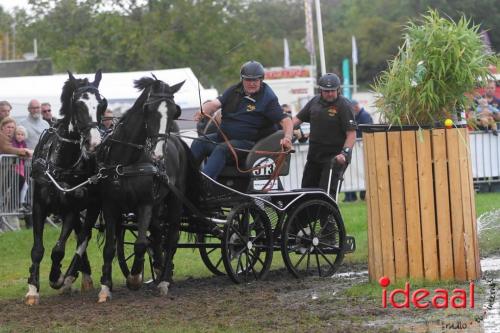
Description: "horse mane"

(59, 77), (90, 118)
(117, 76), (157, 123)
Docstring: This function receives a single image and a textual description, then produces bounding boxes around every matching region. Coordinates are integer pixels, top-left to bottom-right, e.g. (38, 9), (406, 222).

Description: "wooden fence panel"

(401, 131), (424, 279)
(431, 129), (454, 280)
(387, 131), (408, 279)
(374, 133), (395, 280)
(446, 129), (467, 281)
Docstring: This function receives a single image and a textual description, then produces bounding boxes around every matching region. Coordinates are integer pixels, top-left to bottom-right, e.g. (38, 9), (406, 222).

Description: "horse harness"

(32, 127), (98, 193)
(95, 85), (176, 183)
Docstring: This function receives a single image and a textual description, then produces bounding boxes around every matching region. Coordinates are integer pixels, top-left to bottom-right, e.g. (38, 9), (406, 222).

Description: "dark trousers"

(344, 191), (366, 201)
(301, 160), (342, 200)
(190, 133), (254, 180)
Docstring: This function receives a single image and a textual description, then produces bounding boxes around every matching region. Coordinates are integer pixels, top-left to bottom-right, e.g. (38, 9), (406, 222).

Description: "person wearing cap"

(292, 73), (357, 198)
(191, 60), (293, 180)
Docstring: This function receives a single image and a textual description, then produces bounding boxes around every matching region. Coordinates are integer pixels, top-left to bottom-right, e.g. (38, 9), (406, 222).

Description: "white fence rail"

(281, 131), (500, 192)
(0, 154), (32, 217)
(1, 131), (498, 219)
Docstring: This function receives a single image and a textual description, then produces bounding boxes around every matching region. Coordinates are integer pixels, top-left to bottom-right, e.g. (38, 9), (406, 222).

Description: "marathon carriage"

(116, 130), (356, 284)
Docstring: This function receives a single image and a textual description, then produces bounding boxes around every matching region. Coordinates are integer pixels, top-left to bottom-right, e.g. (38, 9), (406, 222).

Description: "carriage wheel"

(221, 202), (273, 284)
(116, 225), (158, 283)
(281, 199), (346, 278)
(197, 233), (225, 276)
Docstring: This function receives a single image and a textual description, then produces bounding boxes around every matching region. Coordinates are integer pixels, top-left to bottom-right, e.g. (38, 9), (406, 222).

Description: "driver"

(191, 60), (293, 180)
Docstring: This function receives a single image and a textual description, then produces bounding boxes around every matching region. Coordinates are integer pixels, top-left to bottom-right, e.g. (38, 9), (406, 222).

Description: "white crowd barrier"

(1, 131), (497, 220)
(281, 131), (500, 192)
(281, 139), (365, 192)
(0, 154), (32, 216)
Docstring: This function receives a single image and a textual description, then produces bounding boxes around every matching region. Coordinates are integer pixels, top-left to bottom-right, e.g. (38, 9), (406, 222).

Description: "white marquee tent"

(1, 67), (218, 129)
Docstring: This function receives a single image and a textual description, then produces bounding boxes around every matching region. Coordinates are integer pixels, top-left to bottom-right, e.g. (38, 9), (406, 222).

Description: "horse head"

(134, 75), (184, 139)
(60, 69), (107, 155)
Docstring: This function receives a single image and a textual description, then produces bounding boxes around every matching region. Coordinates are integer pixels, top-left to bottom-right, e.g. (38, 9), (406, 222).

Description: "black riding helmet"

(240, 61), (265, 80)
(318, 73), (341, 91)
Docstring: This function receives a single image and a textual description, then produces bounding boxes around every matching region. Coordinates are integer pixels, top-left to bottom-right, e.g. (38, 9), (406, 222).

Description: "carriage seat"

(219, 130), (291, 179)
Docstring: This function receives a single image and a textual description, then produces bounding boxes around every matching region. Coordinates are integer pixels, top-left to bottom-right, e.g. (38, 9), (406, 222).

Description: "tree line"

(0, 0), (498, 90)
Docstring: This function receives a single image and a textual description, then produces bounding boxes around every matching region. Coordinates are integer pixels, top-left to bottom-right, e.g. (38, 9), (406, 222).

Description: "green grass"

(0, 192), (498, 301)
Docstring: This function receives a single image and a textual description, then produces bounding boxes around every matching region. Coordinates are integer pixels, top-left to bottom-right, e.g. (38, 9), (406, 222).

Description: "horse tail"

(180, 140), (202, 206)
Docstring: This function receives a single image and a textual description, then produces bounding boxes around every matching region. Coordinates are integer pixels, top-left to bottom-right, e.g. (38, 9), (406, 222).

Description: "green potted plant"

(362, 10), (497, 283)
(373, 9), (496, 126)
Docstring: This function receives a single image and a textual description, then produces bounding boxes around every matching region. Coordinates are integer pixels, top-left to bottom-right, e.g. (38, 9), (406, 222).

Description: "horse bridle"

(71, 85), (107, 132)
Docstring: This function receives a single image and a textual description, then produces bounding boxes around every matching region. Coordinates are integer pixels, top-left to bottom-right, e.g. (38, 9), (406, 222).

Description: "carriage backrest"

(245, 130), (291, 178)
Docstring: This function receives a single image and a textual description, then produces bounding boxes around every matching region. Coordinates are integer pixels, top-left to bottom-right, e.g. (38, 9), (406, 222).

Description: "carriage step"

(344, 236), (356, 253)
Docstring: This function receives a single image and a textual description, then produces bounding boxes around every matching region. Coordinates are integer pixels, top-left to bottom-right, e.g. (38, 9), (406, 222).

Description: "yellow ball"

(444, 119), (453, 129)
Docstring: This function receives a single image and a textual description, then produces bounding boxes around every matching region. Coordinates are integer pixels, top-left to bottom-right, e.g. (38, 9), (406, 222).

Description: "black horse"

(96, 76), (187, 302)
(26, 70), (107, 305)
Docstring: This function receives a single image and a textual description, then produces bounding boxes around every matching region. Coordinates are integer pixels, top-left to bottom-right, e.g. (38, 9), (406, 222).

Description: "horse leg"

(98, 207), (117, 303)
(148, 216), (164, 278)
(158, 198), (182, 296)
(126, 204), (153, 291)
(26, 199), (48, 305)
(63, 207), (99, 292)
(49, 211), (76, 290)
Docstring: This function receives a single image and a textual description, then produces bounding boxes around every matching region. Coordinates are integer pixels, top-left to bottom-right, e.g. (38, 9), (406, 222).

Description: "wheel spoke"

(252, 230), (266, 243)
(306, 247), (312, 272)
(236, 252), (244, 274)
(244, 249), (250, 277)
(248, 249), (265, 267)
(293, 248), (309, 270)
(244, 209), (251, 238)
(247, 250), (260, 279)
(317, 241), (341, 251)
(125, 252), (134, 262)
(207, 248), (218, 256)
(315, 246), (336, 267)
(228, 223), (245, 242)
(215, 257), (223, 269)
(315, 247), (322, 276)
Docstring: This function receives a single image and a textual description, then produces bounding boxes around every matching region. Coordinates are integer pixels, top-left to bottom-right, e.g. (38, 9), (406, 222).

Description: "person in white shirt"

(20, 99), (49, 149)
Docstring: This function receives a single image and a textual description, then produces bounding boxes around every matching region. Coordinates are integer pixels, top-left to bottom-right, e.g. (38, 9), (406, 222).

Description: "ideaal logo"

(379, 276), (475, 309)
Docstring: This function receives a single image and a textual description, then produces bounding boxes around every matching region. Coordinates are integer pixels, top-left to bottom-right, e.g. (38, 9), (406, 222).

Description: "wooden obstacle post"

(363, 127), (480, 282)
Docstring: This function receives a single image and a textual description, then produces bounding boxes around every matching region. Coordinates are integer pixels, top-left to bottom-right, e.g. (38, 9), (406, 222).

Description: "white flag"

(352, 35), (358, 65)
(304, 0), (315, 55)
(284, 38), (290, 67)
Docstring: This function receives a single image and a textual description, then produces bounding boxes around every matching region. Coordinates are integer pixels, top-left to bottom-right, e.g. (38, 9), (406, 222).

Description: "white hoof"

(126, 273), (143, 290)
(81, 274), (94, 292)
(25, 284), (40, 306)
(97, 285), (112, 303)
(158, 281), (170, 296)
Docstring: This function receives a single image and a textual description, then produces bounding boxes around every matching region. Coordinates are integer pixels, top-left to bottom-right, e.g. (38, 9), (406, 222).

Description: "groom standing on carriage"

(191, 60), (294, 180)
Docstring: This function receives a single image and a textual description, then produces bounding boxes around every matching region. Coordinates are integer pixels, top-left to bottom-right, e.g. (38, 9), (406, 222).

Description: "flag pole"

(314, 0), (326, 75)
(353, 61), (357, 95)
(352, 35), (358, 95)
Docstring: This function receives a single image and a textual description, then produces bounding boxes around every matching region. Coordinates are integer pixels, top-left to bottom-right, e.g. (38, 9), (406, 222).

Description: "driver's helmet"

(240, 61), (265, 80)
(318, 73), (341, 91)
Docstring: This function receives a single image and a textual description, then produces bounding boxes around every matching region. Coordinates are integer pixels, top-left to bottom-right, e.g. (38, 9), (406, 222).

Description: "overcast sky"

(0, 0), (29, 13)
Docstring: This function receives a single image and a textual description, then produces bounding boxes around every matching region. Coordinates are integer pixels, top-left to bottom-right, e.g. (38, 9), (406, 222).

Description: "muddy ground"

(0, 262), (497, 333)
